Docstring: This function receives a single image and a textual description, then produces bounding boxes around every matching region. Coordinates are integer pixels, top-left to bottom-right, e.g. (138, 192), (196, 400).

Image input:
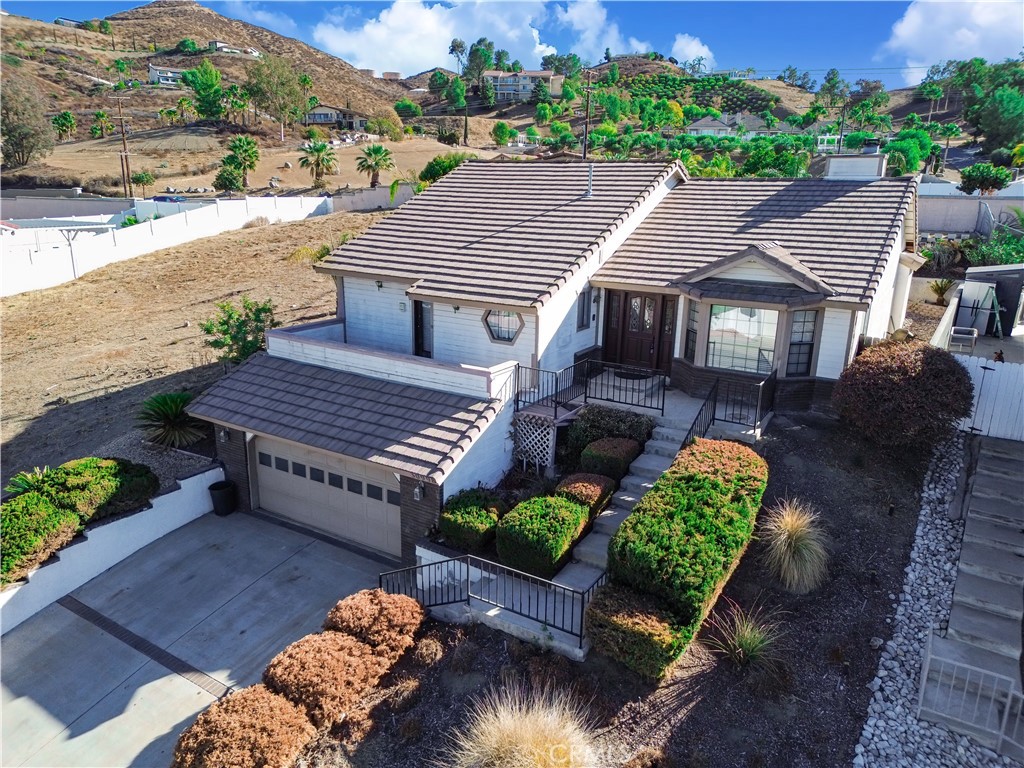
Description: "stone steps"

(628, 453), (674, 481)
(620, 475), (656, 495)
(551, 561), (605, 591)
(958, 540), (1024, 585)
(969, 495), (1024, 527)
(572, 531), (610, 569)
(964, 515), (1024, 555)
(645, 439), (681, 458)
(929, 634), (1022, 691)
(971, 473), (1024, 505)
(592, 505), (631, 536)
(652, 426), (685, 443)
(947, 602), (1022, 657)
(952, 571), (1024, 620)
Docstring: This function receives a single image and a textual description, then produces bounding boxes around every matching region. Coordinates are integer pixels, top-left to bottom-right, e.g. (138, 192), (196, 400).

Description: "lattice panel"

(513, 413), (556, 469)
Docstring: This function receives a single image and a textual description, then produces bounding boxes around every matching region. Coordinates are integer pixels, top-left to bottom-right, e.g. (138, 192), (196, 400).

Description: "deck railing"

(716, 369), (777, 430)
(380, 554), (608, 649)
(582, 360), (666, 414)
(514, 361), (588, 420)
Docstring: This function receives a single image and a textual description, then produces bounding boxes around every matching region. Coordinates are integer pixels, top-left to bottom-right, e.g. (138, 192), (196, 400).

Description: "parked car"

(151, 195), (187, 203)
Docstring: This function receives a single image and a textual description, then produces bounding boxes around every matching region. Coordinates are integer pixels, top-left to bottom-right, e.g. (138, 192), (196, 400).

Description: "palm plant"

(3, 466), (51, 495)
(91, 110), (114, 138)
(929, 278), (956, 306)
(355, 143), (395, 188)
(158, 107), (177, 126)
(51, 110), (77, 142)
(225, 135), (259, 187)
(939, 123), (962, 167)
(137, 392), (205, 448)
(176, 96), (195, 124)
(298, 140), (337, 187)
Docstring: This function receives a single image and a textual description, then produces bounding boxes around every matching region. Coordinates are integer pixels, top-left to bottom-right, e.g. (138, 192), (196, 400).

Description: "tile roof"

(594, 176), (917, 303)
(679, 242), (838, 296)
(187, 354), (499, 483)
(317, 161), (680, 308)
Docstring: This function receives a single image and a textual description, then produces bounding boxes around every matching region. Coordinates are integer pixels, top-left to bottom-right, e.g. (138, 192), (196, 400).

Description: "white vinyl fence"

(1, 196), (333, 297)
(955, 355), (1024, 441)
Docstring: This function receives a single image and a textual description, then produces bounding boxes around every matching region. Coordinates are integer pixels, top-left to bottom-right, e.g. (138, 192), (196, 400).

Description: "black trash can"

(209, 480), (237, 517)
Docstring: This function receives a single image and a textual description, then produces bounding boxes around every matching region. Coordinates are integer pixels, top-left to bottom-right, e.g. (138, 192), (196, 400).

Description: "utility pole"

(837, 102), (848, 155)
(110, 95), (134, 197)
(582, 69), (594, 161)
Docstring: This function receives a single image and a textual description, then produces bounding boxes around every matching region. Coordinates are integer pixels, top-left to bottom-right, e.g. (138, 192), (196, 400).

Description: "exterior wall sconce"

(593, 288), (602, 304)
(412, 482), (424, 501)
(452, 305), (460, 313)
(217, 427), (230, 443)
(375, 280), (383, 290)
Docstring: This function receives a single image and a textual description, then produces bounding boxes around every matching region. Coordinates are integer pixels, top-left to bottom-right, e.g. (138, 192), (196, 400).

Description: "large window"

(706, 305), (778, 373)
(684, 300), (699, 362)
(786, 310), (818, 377)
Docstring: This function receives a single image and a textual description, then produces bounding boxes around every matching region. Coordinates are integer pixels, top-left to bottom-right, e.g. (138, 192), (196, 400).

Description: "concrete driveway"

(1, 513), (388, 767)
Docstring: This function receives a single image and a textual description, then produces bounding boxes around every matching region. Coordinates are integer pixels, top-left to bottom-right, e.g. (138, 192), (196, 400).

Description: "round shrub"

(563, 404), (654, 467)
(831, 341), (974, 449)
(580, 437), (640, 481)
(555, 473), (615, 516)
(496, 496), (589, 578)
(171, 684), (315, 768)
(669, 438), (769, 501)
(439, 487), (507, 552)
(322, 589), (425, 662)
(263, 632), (390, 727)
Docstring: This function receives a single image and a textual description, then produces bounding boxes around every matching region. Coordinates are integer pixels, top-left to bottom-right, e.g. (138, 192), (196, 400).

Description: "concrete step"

(919, 680), (1003, 751)
(980, 437), (1024, 462)
(652, 426), (686, 444)
(929, 634), (1022, 691)
(611, 490), (641, 511)
(959, 540), (1024, 585)
(462, 598), (589, 661)
(592, 505), (631, 535)
(620, 475), (655, 495)
(573, 531), (610, 569)
(947, 602), (1023, 657)
(969, 495), (1024, 527)
(551, 561), (605, 591)
(653, 415), (691, 430)
(976, 453), (1024, 477)
(953, 571), (1024, 620)
(645, 439), (681, 458)
(629, 453), (673, 481)
(964, 515), (1024, 555)
(971, 473), (1024, 504)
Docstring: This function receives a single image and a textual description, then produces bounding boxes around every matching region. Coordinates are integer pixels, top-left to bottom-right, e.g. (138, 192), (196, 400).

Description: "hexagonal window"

(483, 310), (524, 343)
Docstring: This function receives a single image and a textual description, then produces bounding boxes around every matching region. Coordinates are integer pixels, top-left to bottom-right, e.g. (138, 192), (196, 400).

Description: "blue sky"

(5, 1), (1022, 86)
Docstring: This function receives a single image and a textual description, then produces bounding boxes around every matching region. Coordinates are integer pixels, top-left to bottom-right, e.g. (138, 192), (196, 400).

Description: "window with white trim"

(786, 310), (818, 377)
(684, 300), (698, 362)
(706, 305), (778, 373)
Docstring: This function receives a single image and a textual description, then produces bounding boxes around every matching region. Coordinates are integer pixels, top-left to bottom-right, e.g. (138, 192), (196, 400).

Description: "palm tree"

(355, 143), (395, 188)
(225, 135), (260, 187)
(299, 140), (338, 186)
(298, 73), (313, 100)
(939, 123), (962, 168)
(91, 110), (114, 138)
(51, 111), (77, 142)
(176, 97), (195, 124)
(158, 107), (177, 126)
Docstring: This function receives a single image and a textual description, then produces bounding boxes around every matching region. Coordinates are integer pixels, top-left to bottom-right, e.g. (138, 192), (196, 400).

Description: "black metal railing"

(514, 361), (588, 420)
(681, 380), (719, 448)
(380, 554), (608, 648)
(716, 369), (777, 429)
(755, 369), (777, 427)
(582, 360), (666, 414)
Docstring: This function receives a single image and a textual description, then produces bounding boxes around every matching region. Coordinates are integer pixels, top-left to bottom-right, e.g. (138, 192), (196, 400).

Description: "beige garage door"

(254, 437), (402, 557)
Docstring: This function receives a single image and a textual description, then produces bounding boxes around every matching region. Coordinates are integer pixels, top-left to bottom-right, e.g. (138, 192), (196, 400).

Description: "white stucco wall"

(864, 228), (904, 339)
(442, 400), (516, 499)
(537, 273), (600, 371)
(343, 278), (413, 354)
(432, 305), (537, 369)
(816, 308), (854, 379)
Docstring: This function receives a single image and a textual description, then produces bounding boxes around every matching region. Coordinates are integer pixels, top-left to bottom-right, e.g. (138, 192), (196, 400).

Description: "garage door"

(254, 437), (402, 557)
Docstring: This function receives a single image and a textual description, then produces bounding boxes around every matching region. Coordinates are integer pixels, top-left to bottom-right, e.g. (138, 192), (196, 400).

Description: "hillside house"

(687, 112), (800, 137)
(482, 70), (565, 102)
(302, 105), (369, 131)
(53, 18), (84, 28)
(208, 40), (242, 54)
(190, 156), (920, 564)
(148, 64), (185, 87)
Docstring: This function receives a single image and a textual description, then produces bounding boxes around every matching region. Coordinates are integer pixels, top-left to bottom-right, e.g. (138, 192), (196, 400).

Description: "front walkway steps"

(919, 437), (1024, 760)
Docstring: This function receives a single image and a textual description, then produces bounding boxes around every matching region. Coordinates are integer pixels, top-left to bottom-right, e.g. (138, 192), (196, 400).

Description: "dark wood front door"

(622, 293), (659, 368)
(603, 291), (676, 374)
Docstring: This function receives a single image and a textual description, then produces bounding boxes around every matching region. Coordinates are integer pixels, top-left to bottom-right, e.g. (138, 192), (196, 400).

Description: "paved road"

(1, 513), (385, 767)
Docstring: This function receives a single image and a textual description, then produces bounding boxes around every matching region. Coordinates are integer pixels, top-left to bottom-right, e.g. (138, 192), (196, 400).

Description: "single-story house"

(302, 105), (369, 131)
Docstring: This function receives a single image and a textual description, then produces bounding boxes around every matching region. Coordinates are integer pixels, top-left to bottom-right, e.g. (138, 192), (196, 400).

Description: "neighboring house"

(381, 72), (401, 81)
(148, 64), (185, 87)
(53, 17), (83, 28)
(686, 112), (799, 137)
(189, 155), (920, 564)
(482, 70), (565, 102)
(302, 105), (369, 131)
(208, 40), (242, 54)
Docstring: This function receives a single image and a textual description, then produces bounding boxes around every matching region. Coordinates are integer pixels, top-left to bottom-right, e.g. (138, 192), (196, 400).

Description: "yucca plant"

(760, 498), (829, 593)
(929, 278), (956, 306)
(3, 466), (51, 495)
(137, 392), (205, 448)
(704, 598), (784, 671)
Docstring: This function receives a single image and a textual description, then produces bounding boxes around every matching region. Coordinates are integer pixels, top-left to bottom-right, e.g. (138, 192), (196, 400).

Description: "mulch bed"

(295, 412), (927, 768)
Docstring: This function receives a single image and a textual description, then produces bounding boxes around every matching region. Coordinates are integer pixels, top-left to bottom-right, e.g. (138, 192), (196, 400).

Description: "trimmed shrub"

(761, 498), (829, 593)
(580, 437), (640, 481)
(443, 685), (599, 768)
(669, 437), (769, 501)
(496, 496), (589, 578)
(171, 684), (315, 768)
(586, 583), (688, 679)
(563, 404), (654, 467)
(439, 487), (507, 552)
(38, 457), (159, 522)
(1, 492), (79, 584)
(263, 632), (390, 727)
(322, 588), (425, 662)
(831, 341), (974, 449)
(608, 440), (767, 631)
(555, 473), (615, 516)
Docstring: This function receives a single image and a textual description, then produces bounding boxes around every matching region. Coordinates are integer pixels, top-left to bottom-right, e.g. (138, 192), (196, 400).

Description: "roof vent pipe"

(585, 163), (593, 198)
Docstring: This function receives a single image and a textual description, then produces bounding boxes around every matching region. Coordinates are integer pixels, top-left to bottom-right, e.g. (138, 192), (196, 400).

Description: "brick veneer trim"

(214, 427), (252, 512)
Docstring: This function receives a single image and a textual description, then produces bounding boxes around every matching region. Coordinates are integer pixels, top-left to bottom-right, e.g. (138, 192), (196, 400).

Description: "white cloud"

(553, 0), (650, 64)
(312, 1), (555, 78)
(222, 1), (298, 37)
(670, 33), (715, 71)
(882, 0), (1024, 85)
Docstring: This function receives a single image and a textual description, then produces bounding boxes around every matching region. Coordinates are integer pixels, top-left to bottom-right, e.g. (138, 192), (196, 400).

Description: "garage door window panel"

(259, 452), (272, 467)
(329, 472), (344, 489)
(347, 478), (363, 495)
(292, 462), (306, 478)
(387, 490), (401, 506)
(274, 457), (288, 472)
(367, 484), (383, 501)
(310, 467), (324, 483)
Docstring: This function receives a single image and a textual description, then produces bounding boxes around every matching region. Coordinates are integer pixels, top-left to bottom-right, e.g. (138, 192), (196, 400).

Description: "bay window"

(706, 305), (778, 374)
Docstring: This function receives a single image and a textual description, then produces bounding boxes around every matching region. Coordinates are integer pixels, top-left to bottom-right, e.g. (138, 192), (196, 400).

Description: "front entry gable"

(674, 242), (839, 300)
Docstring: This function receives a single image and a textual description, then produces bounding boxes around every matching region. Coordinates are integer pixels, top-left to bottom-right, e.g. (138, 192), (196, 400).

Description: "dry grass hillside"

(402, 67), (458, 92)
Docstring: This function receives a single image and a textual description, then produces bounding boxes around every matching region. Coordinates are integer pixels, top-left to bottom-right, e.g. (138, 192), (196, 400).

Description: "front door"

(622, 293), (660, 368)
(414, 301), (433, 358)
(603, 291), (676, 374)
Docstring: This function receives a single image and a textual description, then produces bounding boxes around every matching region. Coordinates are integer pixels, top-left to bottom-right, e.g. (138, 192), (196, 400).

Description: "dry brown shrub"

(624, 746), (676, 768)
(171, 684), (315, 768)
(386, 676), (421, 713)
(322, 589), (425, 661)
(263, 632), (391, 728)
(242, 215), (271, 228)
(448, 640), (479, 674)
(412, 636), (444, 666)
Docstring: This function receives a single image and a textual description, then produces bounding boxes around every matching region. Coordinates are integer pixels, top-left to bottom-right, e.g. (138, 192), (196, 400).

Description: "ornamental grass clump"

(443, 685), (599, 768)
(136, 392), (205, 448)
(438, 487), (507, 552)
(761, 498), (829, 594)
(704, 598), (784, 672)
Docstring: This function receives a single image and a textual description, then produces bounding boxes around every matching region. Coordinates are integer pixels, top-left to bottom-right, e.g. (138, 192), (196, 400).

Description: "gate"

(954, 356), (1024, 441)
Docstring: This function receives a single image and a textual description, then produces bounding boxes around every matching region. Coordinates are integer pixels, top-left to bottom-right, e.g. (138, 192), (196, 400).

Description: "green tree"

(448, 38), (467, 71)
(355, 143), (395, 188)
(90, 110), (114, 138)
(0, 77), (55, 167)
(958, 163), (1012, 195)
(883, 139), (923, 175)
(973, 85), (1024, 153)
(903, 112), (924, 131)
(428, 70), (450, 101)
(176, 38), (200, 54)
(607, 63), (620, 85)
(366, 116), (403, 141)
(51, 110), (76, 142)
(224, 135), (260, 187)
(223, 84), (251, 125)
(510, 60), (523, 73)
(463, 37), (495, 87)
(81, 20), (97, 32)
(491, 121), (513, 146)
(298, 73), (313, 100)
(98, 19), (112, 35)
(525, 125), (540, 143)
(444, 77), (466, 110)
(176, 96), (195, 123)
(532, 79), (551, 104)
(918, 82), (943, 121)
(212, 164), (243, 193)
(816, 68), (849, 107)
(419, 151), (476, 183)
(394, 98), (423, 119)
(535, 102), (552, 125)
(939, 123), (962, 166)
(158, 107), (177, 126)
(481, 78), (496, 108)
(494, 49), (510, 70)
(298, 140), (338, 186)
(200, 297), (278, 362)
(540, 53), (583, 78)
(245, 55), (305, 141)
(130, 170), (155, 196)
(1012, 143), (1024, 167)
(181, 59), (224, 120)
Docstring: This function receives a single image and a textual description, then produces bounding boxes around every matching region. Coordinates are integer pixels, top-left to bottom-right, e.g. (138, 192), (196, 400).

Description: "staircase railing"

(380, 554), (608, 649)
(682, 380), (719, 448)
(716, 369), (777, 431)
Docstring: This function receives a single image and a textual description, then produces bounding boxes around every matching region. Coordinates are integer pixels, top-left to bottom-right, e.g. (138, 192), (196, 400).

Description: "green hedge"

(562, 404), (654, 468)
(555, 473), (615, 516)
(603, 440), (767, 671)
(39, 457), (159, 522)
(438, 488), (506, 552)
(1, 492), (80, 583)
(585, 583), (689, 680)
(496, 496), (589, 578)
(580, 437), (640, 481)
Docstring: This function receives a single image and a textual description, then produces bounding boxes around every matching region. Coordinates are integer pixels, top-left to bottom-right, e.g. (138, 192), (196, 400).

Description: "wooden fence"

(954, 355), (1024, 441)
